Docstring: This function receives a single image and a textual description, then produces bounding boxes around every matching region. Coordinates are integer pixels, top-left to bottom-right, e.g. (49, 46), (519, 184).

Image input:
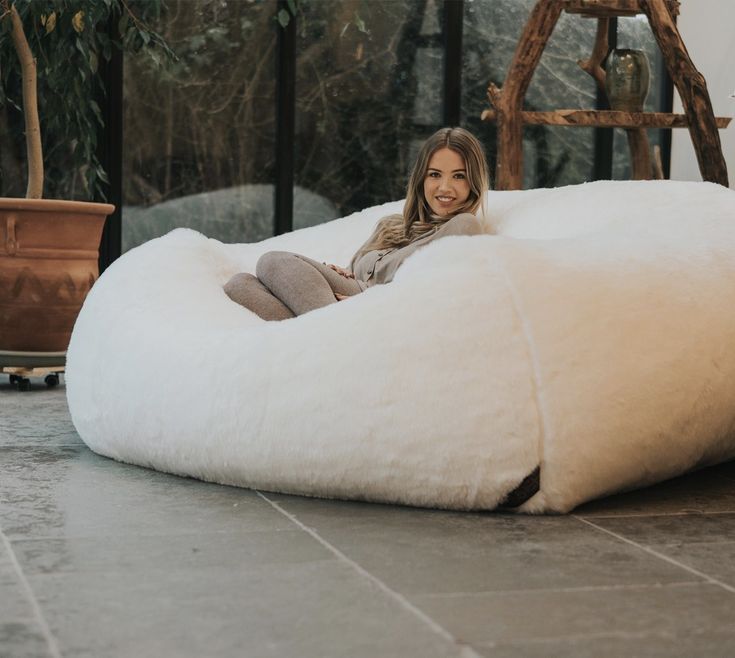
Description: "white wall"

(670, 0), (735, 188)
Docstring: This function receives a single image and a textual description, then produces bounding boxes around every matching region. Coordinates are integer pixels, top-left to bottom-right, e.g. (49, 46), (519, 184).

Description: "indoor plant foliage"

(0, 0), (168, 357)
(0, 0), (168, 200)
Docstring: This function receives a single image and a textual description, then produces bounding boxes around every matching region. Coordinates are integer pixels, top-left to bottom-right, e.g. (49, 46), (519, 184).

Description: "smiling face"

(422, 148), (471, 218)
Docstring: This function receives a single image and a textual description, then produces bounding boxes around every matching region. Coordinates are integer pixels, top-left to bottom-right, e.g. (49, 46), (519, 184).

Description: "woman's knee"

(223, 272), (293, 320)
(255, 251), (297, 282)
(224, 272), (262, 305)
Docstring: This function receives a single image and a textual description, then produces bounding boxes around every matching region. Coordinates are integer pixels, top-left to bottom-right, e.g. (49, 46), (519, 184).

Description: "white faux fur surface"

(66, 180), (735, 513)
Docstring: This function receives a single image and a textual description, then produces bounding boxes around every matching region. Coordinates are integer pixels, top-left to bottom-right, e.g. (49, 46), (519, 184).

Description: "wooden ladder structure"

(482, 0), (730, 189)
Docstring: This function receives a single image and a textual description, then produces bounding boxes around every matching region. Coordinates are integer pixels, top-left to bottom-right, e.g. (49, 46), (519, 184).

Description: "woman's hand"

(328, 264), (355, 279)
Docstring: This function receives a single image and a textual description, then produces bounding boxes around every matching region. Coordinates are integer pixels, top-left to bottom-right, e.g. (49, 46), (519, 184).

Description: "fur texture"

(66, 181), (735, 512)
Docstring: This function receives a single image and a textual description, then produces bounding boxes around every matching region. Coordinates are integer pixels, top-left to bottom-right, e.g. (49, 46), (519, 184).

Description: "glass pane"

(122, 0), (276, 253)
(464, 0), (601, 188)
(294, 0), (445, 223)
(611, 16), (665, 179)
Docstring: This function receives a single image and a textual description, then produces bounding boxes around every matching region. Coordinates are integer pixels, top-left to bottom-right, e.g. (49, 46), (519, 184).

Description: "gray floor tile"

(266, 496), (697, 594)
(413, 582), (732, 647)
(5, 380), (735, 657)
(652, 541), (735, 588)
(0, 380), (80, 447)
(0, 580), (36, 621)
(584, 512), (735, 545)
(477, 632), (735, 658)
(0, 538), (18, 584)
(0, 446), (294, 539)
(10, 530), (332, 575)
(575, 467), (735, 517)
(0, 622), (52, 658)
(0, 558), (17, 585)
(28, 561), (468, 658)
(583, 513), (735, 588)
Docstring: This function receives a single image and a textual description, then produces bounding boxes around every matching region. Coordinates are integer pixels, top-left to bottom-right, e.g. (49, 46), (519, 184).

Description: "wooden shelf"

(486, 0), (728, 189)
(481, 109), (732, 130)
(563, 0), (679, 18)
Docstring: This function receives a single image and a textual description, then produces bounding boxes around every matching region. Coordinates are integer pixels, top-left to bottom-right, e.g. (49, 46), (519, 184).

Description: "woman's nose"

(438, 177), (452, 191)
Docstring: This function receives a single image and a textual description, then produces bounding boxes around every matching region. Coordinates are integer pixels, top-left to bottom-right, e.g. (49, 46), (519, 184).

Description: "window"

(108, 0), (669, 261)
(122, 0), (276, 252)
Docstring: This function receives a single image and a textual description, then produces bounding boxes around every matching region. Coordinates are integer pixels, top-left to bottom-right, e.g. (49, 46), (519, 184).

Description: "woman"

(224, 126), (490, 320)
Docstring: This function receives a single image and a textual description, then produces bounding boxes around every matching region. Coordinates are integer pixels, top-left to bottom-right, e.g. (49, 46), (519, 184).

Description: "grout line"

(417, 580), (704, 599)
(476, 629), (662, 648)
(573, 515), (735, 595)
(0, 528), (62, 658)
(256, 492), (483, 658)
(2, 444), (83, 449)
(3, 440), (82, 446)
(578, 510), (735, 519)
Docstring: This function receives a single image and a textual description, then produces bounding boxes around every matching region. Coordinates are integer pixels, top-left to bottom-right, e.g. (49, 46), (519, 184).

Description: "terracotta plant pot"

(0, 198), (114, 353)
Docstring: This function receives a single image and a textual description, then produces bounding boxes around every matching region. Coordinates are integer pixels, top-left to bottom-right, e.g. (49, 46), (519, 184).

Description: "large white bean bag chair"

(66, 181), (735, 513)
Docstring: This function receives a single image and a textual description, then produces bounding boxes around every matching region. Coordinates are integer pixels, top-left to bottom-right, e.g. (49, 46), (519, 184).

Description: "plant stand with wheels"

(1, 351), (65, 391)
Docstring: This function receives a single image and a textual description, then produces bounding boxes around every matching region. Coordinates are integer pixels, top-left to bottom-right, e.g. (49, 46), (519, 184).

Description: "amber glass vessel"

(605, 48), (651, 113)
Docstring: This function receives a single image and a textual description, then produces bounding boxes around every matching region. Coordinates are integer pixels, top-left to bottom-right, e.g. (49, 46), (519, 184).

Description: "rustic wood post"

(625, 130), (652, 179)
(640, 0), (728, 186)
(488, 0), (564, 190)
(578, 17), (610, 90)
(578, 16), (651, 179)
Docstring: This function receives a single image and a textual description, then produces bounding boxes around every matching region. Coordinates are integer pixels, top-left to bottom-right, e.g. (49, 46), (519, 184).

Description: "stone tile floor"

(1, 376), (735, 658)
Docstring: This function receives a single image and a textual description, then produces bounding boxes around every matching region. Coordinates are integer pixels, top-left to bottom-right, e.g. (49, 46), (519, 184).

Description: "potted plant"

(0, 1), (166, 385)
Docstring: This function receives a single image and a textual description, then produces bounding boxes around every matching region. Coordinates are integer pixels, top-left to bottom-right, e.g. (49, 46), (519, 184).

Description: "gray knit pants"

(225, 213), (482, 321)
(224, 253), (363, 321)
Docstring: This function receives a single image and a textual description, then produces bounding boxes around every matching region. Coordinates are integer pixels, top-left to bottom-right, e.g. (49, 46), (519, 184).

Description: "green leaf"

(118, 14), (129, 38)
(277, 8), (290, 28)
(89, 99), (102, 125)
(89, 51), (98, 74)
(354, 13), (368, 35)
(287, 0), (298, 16)
(145, 49), (158, 68)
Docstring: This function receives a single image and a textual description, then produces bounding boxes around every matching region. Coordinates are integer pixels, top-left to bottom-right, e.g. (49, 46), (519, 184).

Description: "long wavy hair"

(351, 127), (490, 268)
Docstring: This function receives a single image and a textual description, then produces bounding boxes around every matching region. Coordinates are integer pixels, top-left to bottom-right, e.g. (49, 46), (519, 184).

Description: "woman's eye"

(454, 173), (466, 180)
(428, 171), (440, 178)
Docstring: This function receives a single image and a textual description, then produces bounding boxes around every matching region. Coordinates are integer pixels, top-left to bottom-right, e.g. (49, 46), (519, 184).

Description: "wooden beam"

(481, 109), (732, 129)
(489, 0), (564, 190)
(577, 17), (610, 90)
(625, 129), (652, 179)
(640, 0), (728, 186)
(563, 0), (679, 18)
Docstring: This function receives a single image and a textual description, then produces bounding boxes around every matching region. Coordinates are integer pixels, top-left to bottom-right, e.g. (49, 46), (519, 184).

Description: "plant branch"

(4, 2), (44, 198)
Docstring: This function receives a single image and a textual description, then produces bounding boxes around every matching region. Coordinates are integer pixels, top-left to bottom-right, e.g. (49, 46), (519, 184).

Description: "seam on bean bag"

(494, 248), (548, 507)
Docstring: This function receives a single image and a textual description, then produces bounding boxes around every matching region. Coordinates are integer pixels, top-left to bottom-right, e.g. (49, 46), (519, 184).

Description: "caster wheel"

(45, 374), (59, 388)
(18, 378), (31, 392)
(9, 374), (20, 386)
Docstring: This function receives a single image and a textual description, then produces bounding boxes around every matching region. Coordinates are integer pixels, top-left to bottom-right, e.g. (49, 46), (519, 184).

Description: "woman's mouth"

(435, 196), (455, 204)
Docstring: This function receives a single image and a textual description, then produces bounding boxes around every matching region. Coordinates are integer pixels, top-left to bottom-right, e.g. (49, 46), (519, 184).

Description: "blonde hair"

(351, 127), (489, 268)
